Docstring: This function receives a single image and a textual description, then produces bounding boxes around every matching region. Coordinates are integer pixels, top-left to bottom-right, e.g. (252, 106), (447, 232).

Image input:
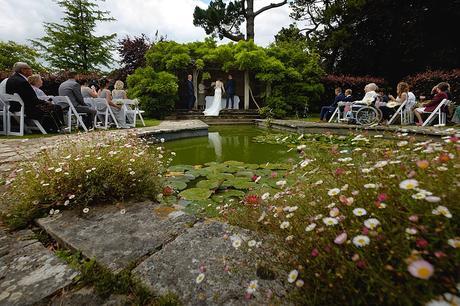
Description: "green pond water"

(164, 125), (295, 165)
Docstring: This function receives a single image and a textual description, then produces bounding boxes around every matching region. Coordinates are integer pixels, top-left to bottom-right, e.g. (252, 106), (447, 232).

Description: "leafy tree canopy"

(0, 41), (45, 72)
(289, 0), (460, 81)
(32, 0), (116, 72)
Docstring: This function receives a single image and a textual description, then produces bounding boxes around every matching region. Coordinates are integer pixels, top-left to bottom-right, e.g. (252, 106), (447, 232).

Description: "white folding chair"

(113, 98), (139, 128)
(422, 99), (450, 127)
(51, 96), (88, 132)
(0, 93), (47, 136)
(328, 102), (346, 123)
(92, 98), (119, 129)
(0, 97), (7, 135)
(133, 99), (145, 126)
(388, 101), (407, 125)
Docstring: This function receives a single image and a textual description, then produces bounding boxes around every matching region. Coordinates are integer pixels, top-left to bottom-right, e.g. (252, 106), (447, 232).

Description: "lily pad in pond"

(222, 178), (257, 190)
(235, 171), (255, 178)
(196, 179), (222, 190)
(165, 180), (187, 191)
(207, 173), (234, 181)
(212, 190), (246, 202)
(179, 188), (213, 201)
(224, 161), (245, 166)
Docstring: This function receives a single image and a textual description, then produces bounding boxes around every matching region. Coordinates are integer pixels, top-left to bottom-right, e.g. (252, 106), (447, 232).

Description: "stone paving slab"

(44, 287), (131, 306)
(36, 202), (197, 272)
(133, 221), (288, 306)
(0, 229), (78, 306)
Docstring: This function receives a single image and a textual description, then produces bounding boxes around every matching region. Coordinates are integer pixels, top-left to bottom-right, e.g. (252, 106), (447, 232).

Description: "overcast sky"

(0, 0), (293, 46)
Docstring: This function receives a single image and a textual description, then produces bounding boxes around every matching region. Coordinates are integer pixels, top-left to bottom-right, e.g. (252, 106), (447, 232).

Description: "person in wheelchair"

(343, 83), (379, 122)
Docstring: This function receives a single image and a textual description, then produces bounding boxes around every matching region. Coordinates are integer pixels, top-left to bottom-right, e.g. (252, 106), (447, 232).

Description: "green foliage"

(224, 132), (460, 305)
(56, 250), (153, 304)
(1, 134), (168, 229)
(127, 67), (178, 119)
(31, 0), (116, 72)
(290, 0), (460, 82)
(0, 41), (45, 72)
(193, 0), (245, 41)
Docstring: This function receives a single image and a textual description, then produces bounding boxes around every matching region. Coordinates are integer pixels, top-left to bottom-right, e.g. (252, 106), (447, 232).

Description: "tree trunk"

(244, 70), (250, 109)
(246, 0), (255, 41)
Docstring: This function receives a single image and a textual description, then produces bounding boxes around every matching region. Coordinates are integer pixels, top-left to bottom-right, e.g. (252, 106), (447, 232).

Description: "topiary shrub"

(0, 133), (170, 229)
(127, 67), (178, 119)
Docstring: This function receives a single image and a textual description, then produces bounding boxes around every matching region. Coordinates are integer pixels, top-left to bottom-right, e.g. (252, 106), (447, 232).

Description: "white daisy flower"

(322, 217), (339, 226)
(327, 188), (341, 196)
(305, 223), (317, 232)
(352, 235), (370, 247)
(196, 273), (205, 284)
(448, 238), (460, 248)
(399, 179), (419, 190)
(353, 208), (367, 217)
(288, 269), (298, 283)
(364, 183), (377, 189)
(364, 218), (380, 229)
(280, 221), (290, 229)
(83, 207), (89, 214)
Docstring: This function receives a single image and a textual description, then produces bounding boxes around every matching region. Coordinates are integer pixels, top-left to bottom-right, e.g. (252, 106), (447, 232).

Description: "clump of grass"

(224, 133), (460, 305)
(56, 250), (155, 305)
(1, 133), (171, 229)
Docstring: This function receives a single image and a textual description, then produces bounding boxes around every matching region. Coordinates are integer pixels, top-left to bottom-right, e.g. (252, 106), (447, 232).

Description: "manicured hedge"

(404, 69), (459, 101)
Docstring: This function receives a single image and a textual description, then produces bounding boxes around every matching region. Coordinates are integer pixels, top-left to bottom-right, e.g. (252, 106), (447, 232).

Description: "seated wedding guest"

(81, 77), (98, 98)
(58, 71), (96, 129)
(431, 82), (453, 100)
(112, 80), (128, 99)
(28, 74), (46, 98)
(376, 88), (389, 103)
(379, 82), (411, 123)
(320, 87), (345, 121)
(344, 89), (353, 102)
(343, 83), (379, 118)
(6, 62), (64, 132)
(98, 78), (129, 128)
(414, 82), (449, 126)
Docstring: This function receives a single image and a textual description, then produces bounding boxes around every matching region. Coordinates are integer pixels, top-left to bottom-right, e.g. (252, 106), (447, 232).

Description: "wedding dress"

(203, 81), (223, 116)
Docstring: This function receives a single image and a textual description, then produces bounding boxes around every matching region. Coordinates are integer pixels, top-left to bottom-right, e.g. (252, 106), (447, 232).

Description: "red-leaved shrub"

(404, 69), (459, 102)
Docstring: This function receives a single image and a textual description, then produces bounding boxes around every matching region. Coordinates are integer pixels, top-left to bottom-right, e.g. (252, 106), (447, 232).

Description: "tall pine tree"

(32, 0), (116, 72)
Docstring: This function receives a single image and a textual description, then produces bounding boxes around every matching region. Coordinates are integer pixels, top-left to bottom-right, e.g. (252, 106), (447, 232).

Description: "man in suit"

(186, 74), (196, 111)
(225, 74), (236, 109)
(320, 87), (346, 121)
(5, 62), (64, 132)
(58, 71), (96, 128)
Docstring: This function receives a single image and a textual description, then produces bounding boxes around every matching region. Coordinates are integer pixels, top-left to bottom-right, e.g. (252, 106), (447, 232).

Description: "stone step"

(133, 221), (288, 305)
(0, 229), (78, 306)
(36, 202), (197, 273)
(34, 202), (289, 305)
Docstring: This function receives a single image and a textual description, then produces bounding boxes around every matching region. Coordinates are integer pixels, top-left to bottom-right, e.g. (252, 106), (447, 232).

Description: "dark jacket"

(225, 79), (236, 95)
(331, 92), (346, 107)
(5, 73), (46, 118)
(343, 95), (354, 102)
(186, 80), (194, 97)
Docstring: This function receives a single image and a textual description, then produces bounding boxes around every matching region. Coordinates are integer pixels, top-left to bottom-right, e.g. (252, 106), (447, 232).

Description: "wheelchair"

(340, 101), (383, 126)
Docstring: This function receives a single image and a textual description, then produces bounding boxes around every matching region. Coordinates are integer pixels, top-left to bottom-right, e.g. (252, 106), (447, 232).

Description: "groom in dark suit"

(225, 74), (236, 109)
(186, 74), (196, 111)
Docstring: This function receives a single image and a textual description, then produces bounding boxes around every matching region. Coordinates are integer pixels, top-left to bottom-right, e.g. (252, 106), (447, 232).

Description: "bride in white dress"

(203, 80), (225, 116)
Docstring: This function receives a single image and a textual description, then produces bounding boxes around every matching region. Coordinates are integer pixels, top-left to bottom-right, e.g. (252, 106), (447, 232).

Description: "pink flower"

(362, 227), (369, 235)
(335, 168), (345, 175)
(407, 260), (434, 280)
(377, 193), (388, 202)
(270, 172), (277, 178)
(434, 251), (447, 259)
(356, 260), (367, 269)
(416, 238), (429, 248)
(311, 248), (319, 257)
(408, 215), (419, 222)
(334, 232), (347, 245)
